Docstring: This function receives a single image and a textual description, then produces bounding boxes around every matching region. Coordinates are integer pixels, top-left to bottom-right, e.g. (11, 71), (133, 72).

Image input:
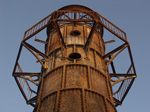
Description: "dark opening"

(69, 53), (81, 60)
(70, 30), (81, 36)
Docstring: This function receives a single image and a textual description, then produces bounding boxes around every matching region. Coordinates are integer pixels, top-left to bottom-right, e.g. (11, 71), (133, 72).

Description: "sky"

(0, 0), (150, 112)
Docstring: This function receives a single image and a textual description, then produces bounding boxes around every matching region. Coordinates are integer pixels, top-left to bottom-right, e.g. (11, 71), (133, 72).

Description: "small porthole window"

(70, 30), (81, 36)
(68, 53), (81, 60)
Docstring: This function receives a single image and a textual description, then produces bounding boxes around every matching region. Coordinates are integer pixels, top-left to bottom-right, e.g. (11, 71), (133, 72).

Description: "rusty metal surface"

(12, 5), (136, 112)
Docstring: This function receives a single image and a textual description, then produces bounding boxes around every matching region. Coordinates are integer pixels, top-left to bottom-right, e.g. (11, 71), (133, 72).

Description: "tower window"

(68, 53), (81, 60)
(70, 30), (81, 36)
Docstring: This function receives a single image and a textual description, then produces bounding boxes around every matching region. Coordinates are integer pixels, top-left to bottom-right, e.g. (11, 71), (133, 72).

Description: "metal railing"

(96, 13), (127, 41)
(14, 63), (38, 107)
(113, 65), (135, 106)
(23, 10), (127, 44)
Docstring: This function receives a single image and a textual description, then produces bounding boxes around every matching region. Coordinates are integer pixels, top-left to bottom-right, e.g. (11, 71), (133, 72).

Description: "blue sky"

(0, 0), (150, 112)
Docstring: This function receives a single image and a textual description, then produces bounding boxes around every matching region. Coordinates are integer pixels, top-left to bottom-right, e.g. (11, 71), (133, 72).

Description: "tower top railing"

(23, 10), (127, 43)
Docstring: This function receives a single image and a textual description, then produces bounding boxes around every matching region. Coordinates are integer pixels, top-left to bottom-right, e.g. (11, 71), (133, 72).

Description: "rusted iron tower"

(13, 5), (137, 112)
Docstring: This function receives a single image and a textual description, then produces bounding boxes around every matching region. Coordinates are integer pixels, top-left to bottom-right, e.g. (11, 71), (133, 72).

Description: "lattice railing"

(113, 65), (136, 106)
(14, 63), (39, 107)
(96, 13), (127, 42)
(23, 10), (127, 43)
